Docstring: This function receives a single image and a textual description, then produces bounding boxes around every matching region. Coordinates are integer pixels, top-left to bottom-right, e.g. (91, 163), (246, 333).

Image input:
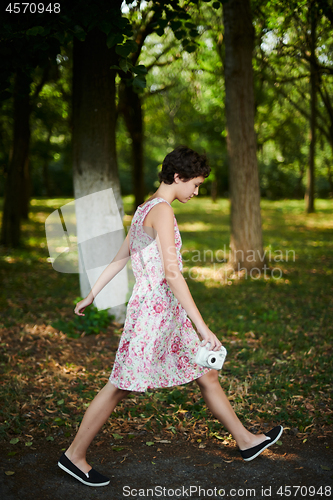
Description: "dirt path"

(1, 432), (332, 500)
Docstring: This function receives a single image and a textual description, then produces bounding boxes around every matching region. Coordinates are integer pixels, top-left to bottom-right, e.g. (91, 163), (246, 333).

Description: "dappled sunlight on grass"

(30, 198), (74, 209)
(178, 221), (217, 232)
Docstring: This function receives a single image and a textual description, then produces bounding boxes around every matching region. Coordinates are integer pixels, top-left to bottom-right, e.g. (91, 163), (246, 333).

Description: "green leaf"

(211, 432), (224, 440)
(212, 1), (222, 8)
(100, 21), (113, 35)
(7, 452), (17, 456)
(156, 27), (165, 37)
(115, 44), (132, 58)
(113, 17), (129, 30)
(146, 441), (154, 446)
(320, 465), (331, 471)
(119, 59), (133, 73)
(174, 30), (187, 41)
(46, 436), (54, 441)
(112, 433), (123, 440)
(25, 442), (33, 447)
(112, 446), (124, 451)
(132, 76), (146, 89)
(184, 45), (197, 53)
(73, 26), (86, 42)
(57, 399), (64, 405)
(5, 471), (15, 476)
(132, 65), (147, 76)
(26, 26), (44, 36)
(10, 438), (19, 445)
(158, 19), (168, 29)
(170, 21), (182, 31)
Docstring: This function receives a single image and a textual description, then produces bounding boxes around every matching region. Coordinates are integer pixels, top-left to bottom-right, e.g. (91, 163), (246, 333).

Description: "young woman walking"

(58, 146), (283, 487)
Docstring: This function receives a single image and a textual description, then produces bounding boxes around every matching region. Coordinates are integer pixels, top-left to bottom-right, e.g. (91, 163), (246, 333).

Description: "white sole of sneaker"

(243, 426), (284, 461)
(57, 461), (110, 487)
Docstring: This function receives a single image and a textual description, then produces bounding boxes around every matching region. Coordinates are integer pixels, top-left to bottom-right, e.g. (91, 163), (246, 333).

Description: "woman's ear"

(174, 173), (180, 183)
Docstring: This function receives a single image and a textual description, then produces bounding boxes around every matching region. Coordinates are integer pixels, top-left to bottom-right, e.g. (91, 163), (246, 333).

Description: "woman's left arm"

(151, 204), (221, 350)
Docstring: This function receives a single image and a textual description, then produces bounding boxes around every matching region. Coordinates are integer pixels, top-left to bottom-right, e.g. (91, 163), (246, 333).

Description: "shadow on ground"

(1, 432), (332, 500)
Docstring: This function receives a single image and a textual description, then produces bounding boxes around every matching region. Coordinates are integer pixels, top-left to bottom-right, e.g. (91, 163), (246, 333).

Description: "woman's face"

(175, 174), (205, 203)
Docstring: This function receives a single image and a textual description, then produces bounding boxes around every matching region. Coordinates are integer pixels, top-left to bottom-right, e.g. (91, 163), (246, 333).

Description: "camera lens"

(207, 353), (218, 367)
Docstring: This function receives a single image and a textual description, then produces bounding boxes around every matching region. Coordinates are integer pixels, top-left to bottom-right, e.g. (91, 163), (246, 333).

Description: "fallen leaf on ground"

(112, 433), (123, 440)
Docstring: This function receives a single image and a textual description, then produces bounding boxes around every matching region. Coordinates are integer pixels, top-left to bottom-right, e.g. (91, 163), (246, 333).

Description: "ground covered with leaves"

(0, 197), (332, 453)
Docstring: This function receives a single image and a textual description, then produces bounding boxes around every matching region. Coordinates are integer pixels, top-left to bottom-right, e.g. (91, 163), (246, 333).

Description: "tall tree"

(0, 69), (31, 246)
(0, 11), (59, 245)
(70, 1), (134, 322)
(222, 0), (265, 273)
(305, 0), (318, 213)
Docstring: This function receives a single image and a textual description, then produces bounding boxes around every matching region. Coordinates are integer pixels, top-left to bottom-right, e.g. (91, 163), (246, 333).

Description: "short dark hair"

(158, 146), (210, 185)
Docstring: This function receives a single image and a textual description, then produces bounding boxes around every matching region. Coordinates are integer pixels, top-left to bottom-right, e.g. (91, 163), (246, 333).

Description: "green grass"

(0, 196), (332, 443)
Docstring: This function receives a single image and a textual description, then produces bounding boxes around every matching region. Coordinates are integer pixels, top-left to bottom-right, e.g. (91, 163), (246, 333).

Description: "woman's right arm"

(74, 231), (131, 316)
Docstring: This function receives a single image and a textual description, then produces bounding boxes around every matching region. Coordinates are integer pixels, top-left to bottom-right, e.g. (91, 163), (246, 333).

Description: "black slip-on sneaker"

(57, 452), (110, 487)
(240, 425), (283, 461)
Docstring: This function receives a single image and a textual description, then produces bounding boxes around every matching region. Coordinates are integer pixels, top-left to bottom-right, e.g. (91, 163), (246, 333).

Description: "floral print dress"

(109, 197), (210, 392)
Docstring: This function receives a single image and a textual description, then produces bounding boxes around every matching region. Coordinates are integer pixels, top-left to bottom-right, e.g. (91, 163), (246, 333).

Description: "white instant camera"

(195, 342), (227, 370)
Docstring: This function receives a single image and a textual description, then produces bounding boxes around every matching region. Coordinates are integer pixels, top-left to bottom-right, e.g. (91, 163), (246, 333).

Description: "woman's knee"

(196, 369), (219, 388)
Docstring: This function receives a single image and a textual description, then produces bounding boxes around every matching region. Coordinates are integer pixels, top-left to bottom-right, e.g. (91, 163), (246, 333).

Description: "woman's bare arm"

(74, 231), (131, 315)
(151, 203), (221, 350)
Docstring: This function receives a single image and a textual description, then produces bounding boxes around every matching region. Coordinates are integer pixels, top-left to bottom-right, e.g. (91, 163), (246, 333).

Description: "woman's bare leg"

(65, 381), (131, 473)
(196, 370), (270, 450)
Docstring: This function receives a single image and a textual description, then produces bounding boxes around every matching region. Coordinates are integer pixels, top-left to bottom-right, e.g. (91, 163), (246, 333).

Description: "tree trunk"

(42, 129), (52, 197)
(326, 158), (333, 197)
(72, 27), (128, 323)
(296, 164), (305, 199)
(211, 179), (217, 202)
(223, 0), (265, 273)
(119, 81), (145, 209)
(305, 2), (317, 213)
(20, 156), (31, 219)
(0, 70), (31, 247)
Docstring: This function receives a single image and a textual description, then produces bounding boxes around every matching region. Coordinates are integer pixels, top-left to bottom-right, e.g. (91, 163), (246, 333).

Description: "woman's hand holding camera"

(197, 324), (222, 351)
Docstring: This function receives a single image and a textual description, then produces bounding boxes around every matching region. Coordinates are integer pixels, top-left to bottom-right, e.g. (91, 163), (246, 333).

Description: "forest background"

(1, 0), (333, 208)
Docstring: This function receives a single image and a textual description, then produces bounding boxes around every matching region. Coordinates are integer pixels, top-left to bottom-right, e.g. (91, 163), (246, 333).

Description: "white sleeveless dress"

(109, 197), (210, 391)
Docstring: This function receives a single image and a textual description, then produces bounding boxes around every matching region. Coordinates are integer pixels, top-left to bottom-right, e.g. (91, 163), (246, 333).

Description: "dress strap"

(137, 198), (172, 223)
